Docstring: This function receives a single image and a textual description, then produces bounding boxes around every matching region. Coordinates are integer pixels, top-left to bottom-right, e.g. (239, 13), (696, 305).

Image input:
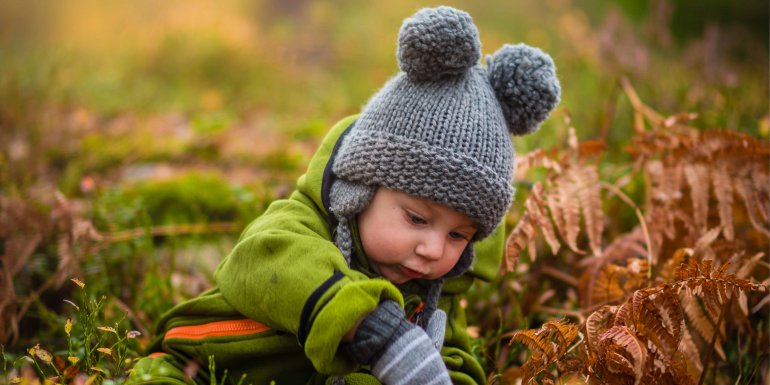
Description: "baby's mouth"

(398, 265), (425, 279)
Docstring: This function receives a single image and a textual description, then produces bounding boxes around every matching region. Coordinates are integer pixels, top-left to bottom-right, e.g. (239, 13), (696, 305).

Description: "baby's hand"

(426, 309), (447, 351)
(344, 301), (451, 385)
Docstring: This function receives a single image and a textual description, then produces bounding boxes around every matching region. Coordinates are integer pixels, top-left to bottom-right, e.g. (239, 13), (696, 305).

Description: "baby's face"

(357, 187), (477, 284)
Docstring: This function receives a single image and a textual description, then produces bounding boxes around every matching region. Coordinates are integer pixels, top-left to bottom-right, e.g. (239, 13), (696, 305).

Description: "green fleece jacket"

(133, 116), (505, 385)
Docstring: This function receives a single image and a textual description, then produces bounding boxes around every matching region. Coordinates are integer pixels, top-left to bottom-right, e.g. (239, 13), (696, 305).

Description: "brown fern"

(501, 79), (770, 384)
(573, 164), (604, 256)
(505, 319), (581, 383)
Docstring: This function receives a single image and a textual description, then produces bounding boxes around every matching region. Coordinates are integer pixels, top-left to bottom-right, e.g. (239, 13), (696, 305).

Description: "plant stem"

(541, 265), (579, 287)
(698, 293), (732, 385)
(102, 222), (241, 243)
(600, 181), (654, 281)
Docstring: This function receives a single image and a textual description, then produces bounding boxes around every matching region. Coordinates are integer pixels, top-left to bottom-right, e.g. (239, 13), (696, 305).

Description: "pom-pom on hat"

(332, 6), (560, 240)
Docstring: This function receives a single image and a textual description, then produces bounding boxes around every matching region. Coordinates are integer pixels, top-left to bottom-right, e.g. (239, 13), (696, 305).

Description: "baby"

(131, 6), (559, 385)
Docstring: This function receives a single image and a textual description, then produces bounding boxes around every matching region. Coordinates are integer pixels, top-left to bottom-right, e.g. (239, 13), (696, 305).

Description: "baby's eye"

(408, 212), (427, 225)
(449, 231), (470, 241)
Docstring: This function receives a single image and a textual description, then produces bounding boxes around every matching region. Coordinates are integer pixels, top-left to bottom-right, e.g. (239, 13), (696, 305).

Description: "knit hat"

(329, 6), (560, 322)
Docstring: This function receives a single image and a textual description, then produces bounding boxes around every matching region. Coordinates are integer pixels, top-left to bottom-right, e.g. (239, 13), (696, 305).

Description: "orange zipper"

(165, 319), (270, 340)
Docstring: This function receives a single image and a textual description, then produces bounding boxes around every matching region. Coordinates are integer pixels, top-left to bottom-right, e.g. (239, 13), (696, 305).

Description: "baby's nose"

(416, 234), (445, 261)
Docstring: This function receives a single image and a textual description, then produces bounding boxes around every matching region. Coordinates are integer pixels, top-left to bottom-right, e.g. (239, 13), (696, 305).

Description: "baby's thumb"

(426, 309), (447, 351)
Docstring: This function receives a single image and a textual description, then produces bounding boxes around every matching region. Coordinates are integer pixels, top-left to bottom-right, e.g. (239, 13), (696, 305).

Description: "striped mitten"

(344, 301), (451, 385)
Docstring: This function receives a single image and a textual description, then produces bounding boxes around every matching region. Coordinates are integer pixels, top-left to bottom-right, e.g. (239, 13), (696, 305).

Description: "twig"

(541, 265), (580, 287)
(599, 181), (654, 281)
(620, 77), (665, 126)
(532, 304), (583, 321)
(101, 222), (243, 243)
(110, 296), (151, 339)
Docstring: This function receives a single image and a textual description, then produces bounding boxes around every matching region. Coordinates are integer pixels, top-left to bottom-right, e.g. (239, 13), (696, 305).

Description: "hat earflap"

(487, 44), (561, 136)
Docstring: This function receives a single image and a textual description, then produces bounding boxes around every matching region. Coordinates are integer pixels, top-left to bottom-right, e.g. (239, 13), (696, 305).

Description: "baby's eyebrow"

(456, 222), (478, 232)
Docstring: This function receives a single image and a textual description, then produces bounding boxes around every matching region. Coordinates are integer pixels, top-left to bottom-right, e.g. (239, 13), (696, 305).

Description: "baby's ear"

(486, 44), (561, 136)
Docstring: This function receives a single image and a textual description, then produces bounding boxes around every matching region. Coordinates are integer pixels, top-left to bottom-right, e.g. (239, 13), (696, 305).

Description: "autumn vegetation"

(493, 80), (768, 384)
(1, 1), (767, 384)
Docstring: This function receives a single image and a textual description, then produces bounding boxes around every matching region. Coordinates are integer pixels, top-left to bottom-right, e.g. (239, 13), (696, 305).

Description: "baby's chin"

(375, 265), (412, 284)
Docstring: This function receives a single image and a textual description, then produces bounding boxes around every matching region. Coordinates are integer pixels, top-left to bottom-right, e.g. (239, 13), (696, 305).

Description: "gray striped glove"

(425, 309), (447, 351)
(344, 301), (451, 385)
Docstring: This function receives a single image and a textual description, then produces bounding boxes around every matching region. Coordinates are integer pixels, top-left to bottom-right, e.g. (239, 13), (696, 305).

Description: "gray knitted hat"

(332, 6), (560, 239)
(328, 6), (559, 325)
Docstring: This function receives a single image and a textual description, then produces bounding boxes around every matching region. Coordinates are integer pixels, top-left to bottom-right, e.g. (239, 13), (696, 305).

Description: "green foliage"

(122, 172), (247, 224)
(2, 279), (142, 384)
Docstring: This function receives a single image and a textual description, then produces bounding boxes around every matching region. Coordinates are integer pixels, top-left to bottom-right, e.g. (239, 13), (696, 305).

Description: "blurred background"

(0, 0), (767, 367)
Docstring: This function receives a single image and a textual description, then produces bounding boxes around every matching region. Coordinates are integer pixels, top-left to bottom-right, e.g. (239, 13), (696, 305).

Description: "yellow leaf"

(32, 345), (53, 364)
(10, 377), (21, 384)
(97, 326), (118, 335)
(90, 367), (107, 375)
(97, 347), (112, 355)
(65, 318), (73, 336)
(68, 356), (80, 365)
(70, 278), (85, 288)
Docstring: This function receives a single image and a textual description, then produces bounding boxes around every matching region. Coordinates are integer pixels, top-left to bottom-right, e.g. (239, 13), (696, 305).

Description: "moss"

(120, 172), (262, 225)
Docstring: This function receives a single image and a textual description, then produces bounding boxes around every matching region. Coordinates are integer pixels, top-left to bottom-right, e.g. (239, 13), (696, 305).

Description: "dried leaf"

(598, 326), (647, 384)
(683, 163), (709, 233)
(711, 164), (734, 240)
(734, 176), (770, 236)
(505, 211), (536, 271)
(96, 347), (112, 355)
(574, 164), (604, 256)
(530, 183), (560, 255)
(97, 326), (118, 335)
(31, 344), (53, 364)
(549, 173), (583, 254)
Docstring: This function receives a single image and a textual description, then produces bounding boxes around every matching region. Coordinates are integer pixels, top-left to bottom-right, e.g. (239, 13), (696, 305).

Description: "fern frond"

(504, 183), (553, 270)
(585, 305), (616, 358)
(752, 171), (770, 222)
(677, 328), (702, 383)
(515, 148), (563, 176)
(509, 328), (554, 357)
(596, 326), (646, 385)
(504, 212), (536, 271)
(710, 164), (734, 241)
(506, 319), (583, 383)
(683, 163), (709, 234)
(592, 264), (629, 306)
(734, 176), (770, 237)
(548, 172), (583, 254)
(530, 183), (561, 256)
(680, 291), (725, 361)
(574, 164), (604, 257)
(541, 319), (579, 356)
(622, 289), (681, 359)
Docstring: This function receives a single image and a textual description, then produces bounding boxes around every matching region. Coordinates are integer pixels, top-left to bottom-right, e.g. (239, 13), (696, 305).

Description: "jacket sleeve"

(214, 190), (403, 375)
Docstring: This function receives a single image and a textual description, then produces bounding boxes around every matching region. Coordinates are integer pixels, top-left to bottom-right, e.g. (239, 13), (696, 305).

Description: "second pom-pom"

(487, 44), (561, 136)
